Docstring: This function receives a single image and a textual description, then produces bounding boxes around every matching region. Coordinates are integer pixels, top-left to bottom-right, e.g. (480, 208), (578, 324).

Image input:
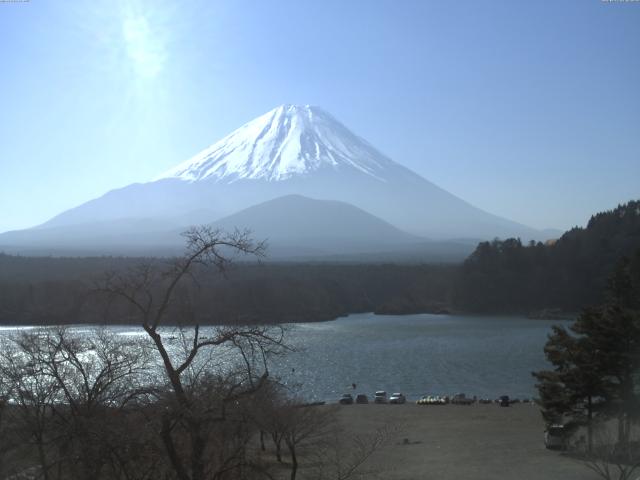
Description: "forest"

(455, 200), (640, 313)
(0, 200), (639, 326)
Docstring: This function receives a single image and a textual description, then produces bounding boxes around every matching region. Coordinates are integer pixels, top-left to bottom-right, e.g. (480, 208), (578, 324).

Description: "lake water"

(275, 313), (568, 402)
(0, 313), (569, 403)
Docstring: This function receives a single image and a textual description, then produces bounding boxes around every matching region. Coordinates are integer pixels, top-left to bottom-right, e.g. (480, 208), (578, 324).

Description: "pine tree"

(533, 251), (640, 451)
(533, 321), (608, 451)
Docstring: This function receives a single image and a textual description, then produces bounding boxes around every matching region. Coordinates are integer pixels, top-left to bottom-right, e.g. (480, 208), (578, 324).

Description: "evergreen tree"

(533, 320), (608, 451)
(533, 252), (640, 451)
(575, 304), (640, 448)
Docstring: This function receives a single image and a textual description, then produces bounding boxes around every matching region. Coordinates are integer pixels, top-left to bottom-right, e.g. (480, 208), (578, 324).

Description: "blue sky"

(1, 0), (639, 233)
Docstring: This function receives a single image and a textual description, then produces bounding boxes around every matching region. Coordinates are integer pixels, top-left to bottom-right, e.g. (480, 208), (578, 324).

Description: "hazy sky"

(1, 0), (639, 233)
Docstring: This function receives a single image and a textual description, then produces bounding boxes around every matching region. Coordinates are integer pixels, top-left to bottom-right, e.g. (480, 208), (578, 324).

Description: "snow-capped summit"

(157, 104), (392, 182)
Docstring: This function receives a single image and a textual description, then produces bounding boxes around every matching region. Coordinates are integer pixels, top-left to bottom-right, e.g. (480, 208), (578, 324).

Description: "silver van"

(544, 424), (566, 449)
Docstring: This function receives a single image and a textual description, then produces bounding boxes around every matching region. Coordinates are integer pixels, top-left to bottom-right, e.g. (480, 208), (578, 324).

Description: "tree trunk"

(36, 435), (49, 480)
(161, 413), (190, 480)
(618, 414), (625, 447)
(272, 433), (282, 463)
(190, 420), (206, 480)
(287, 440), (298, 480)
(620, 412), (631, 449)
(587, 395), (593, 453)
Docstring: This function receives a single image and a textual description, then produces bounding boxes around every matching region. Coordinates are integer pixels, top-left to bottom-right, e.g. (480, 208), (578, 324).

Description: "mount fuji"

(1, 104), (554, 257)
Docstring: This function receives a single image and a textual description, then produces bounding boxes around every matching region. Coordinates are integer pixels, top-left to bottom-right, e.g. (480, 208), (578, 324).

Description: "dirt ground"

(329, 403), (600, 480)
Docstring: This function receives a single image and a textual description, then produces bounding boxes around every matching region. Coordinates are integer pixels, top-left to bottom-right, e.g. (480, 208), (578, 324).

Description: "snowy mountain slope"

(157, 105), (391, 182)
(2, 104), (557, 252)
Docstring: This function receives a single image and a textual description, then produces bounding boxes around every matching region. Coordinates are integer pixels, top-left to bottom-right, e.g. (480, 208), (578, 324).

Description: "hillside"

(211, 194), (428, 257)
(453, 200), (640, 313)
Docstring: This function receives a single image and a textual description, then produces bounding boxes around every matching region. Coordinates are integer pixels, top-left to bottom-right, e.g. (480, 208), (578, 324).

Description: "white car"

(389, 393), (406, 404)
(374, 391), (387, 404)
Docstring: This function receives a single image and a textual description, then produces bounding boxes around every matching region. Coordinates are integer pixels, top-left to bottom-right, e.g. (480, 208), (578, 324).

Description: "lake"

(275, 313), (568, 402)
(0, 313), (569, 403)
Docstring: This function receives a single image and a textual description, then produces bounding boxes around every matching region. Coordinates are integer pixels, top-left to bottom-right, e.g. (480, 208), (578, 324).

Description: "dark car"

(499, 395), (510, 407)
(544, 425), (566, 449)
(355, 394), (369, 404)
(452, 393), (474, 405)
(339, 393), (354, 405)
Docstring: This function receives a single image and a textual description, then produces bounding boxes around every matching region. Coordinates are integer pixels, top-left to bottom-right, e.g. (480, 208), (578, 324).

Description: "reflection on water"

(0, 313), (568, 402)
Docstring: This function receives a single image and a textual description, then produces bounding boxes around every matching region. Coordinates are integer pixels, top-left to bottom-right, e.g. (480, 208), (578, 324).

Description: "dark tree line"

(454, 200), (640, 313)
(0, 258), (455, 326)
(1, 200), (639, 325)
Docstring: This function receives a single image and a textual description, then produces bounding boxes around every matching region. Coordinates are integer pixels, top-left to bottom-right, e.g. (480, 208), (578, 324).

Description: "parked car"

(339, 393), (354, 405)
(452, 393), (474, 405)
(355, 394), (369, 404)
(389, 393), (406, 404)
(544, 424), (566, 449)
(374, 391), (387, 404)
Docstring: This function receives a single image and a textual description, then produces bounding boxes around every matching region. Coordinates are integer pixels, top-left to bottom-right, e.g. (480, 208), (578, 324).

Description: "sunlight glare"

(121, 10), (167, 79)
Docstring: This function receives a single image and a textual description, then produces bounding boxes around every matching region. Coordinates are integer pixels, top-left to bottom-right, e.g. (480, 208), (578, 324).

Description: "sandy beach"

(330, 403), (600, 480)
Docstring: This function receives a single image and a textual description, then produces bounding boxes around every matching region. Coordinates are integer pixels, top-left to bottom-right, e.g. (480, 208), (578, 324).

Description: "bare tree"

(0, 226), (392, 480)
(282, 403), (337, 480)
(246, 380), (291, 465)
(312, 424), (392, 480)
(0, 340), (22, 478)
(99, 226), (287, 480)
(577, 427), (640, 480)
(245, 381), (391, 480)
(0, 331), (62, 480)
(0, 328), (154, 480)
(40, 328), (152, 480)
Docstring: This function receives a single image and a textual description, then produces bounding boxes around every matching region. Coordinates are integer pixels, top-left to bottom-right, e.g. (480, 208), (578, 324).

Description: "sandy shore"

(330, 403), (599, 480)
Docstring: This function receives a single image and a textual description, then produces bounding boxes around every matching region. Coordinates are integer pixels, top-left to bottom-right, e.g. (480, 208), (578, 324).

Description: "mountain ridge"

(210, 194), (425, 257)
(2, 104), (559, 252)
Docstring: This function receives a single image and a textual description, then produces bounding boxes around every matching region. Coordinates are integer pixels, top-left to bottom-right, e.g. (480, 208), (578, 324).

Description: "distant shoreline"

(0, 308), (577, 328)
